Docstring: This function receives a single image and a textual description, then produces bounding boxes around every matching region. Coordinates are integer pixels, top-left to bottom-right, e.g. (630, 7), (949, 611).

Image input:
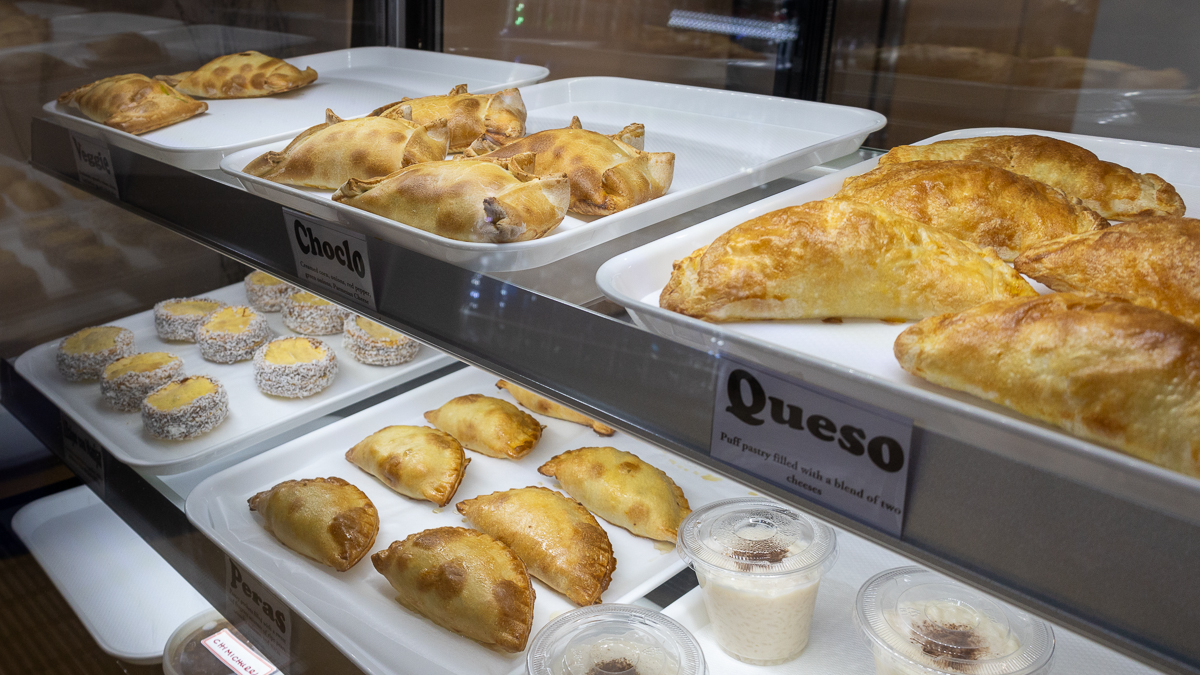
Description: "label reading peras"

(283, 207), (376, 309)
(68, 131), (119, 198)
(226, 557), (291, 668)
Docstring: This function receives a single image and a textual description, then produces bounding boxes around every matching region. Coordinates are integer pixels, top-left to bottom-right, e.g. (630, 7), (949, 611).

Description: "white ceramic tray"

(42, 46), (550, 170)
(14, 281), (454, 474)
(186, 365), (755, 675)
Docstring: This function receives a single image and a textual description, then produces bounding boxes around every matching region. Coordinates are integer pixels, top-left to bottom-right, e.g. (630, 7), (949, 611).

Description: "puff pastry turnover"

(58, 74), (207, 135)
(345, 425), (469, 507)
(661, 199), (1037, 322)
(539, 447), (689, 542)
(457, 487), (616, 606)
(878, 135), (1185, 220)
(895, 293), (1200, 477)
(496, 380), (614, 436)
(158, 51), (317, 99)
(372, 527), (535, 653)
(371, 84), (526, 154)
(424, 393), (544, 459)
(332, 159), (569, 243)
(248, 477), (379, 571)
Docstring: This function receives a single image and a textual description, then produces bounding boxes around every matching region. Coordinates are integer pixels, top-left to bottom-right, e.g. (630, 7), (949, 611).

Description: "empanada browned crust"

(1015, 216), (1200, 327)
(457, 487), (615, 606)
(157, 51), (317, 99)
(5, 179), (61, 212)
(244, 110), (448, 189)
(58, 74), (207, 135)
(248, 477), (379, 571)
(894, 293), (1200, 477)
(345, 425), (469, 507)
(496, 380), (614, 436)
(661, 199), (1037, 322)
(475, 116), (674, 216)
(836, 160), (1108, 260)
(424, 393), (543, 459)
(878, 135), (1184, 220)
(372, 527), (534, 653)
(371, 84), (526, 154)
(332, 159), (569, 243)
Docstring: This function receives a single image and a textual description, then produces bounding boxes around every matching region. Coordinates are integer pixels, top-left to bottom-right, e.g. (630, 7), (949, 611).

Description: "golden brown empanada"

(332, 159), (569, 243)
(475, 116), (674, 216)
(372, 527), (535, 652)
(496, 380), (614, 436)
(58, 74), (208, 135)
(895, 293), (1200, 478)
(244, 110), (447, 189)
(0, 12), (48, 49)
(83, 33), (167, 68)
(836, 160), (1108, 260)
(424, 393), (543, 459)
(5, 179), (60, 212)
(539, 447), (689, 542)
(371, 84), (526, 154)
(457, 487), (615, 606)
(248, 476), (379, 571)
(661, 199), (1037, 322)
(157, 51), (317, 99)
(345, 425), (469, 507)
(878, 135), (1184, 220)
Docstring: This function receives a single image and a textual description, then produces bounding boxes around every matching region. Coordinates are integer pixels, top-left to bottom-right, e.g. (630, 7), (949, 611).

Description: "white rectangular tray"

(186, 365), (756, 675)
(42, 46), (550, 170)
(14, 281), (454, 474)
(220, 76), (886, 272)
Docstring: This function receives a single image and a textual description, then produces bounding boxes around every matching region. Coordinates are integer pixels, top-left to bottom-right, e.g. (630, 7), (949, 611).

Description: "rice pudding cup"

(526, 604), (707, 675)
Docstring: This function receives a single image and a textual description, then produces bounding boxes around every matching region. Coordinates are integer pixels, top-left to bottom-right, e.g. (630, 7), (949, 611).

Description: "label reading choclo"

(710, 356), (913, 536)
(68, 131), (118, 198)
(284, 207), (376, 309)
(201, 628), (277, 675)
(226, 557), (291, 669)
(59, 415), (104, 498)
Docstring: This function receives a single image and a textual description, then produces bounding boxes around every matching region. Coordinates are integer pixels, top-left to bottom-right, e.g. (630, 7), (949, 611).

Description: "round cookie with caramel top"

(283, 291), (348, 335)
(244, 270), (296, 312)
(56, 325), (135, 382)
(343, 315), (420, 366)
(195, 305), (271, 363)
(141, 375), (228, 440)
(154, 297), (226, 341)
(101, 351), (184, 411)
(253, 336), (337, 398)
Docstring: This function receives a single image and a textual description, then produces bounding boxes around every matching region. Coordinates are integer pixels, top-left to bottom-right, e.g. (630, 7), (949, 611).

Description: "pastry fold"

(248, 477), (379, 571)
(157, 51), (317, 98)
(371, 84), (526, 154)
(58, 74), (207, 135)
(345, 425), (469, 506)
(661, 199), (1037, 322)
(424, 394), (543, 459)
(496, 380), (614, 435)
(457, 487), (616, 606)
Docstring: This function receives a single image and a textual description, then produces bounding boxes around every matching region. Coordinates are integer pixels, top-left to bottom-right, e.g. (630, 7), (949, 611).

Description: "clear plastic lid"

(162, 609), (274, 675)
(855, 567), (1055, 675)
(677, 498), (837, 577)
(526, 604), (707, 675)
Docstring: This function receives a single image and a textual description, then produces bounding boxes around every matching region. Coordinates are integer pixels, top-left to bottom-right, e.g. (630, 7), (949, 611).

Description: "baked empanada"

(836, 160), (1108, 260)
(248, 477), (379, 571)
(878, 135), (1185, 220)
(371, 84), (526, 154)
(5, 179), (60, 212)
(372, 527), (535, 653)
(424, 393), (543, 459)
(345, 425), (469, 507)
(496, 380), (614, 436)
(244, 110), (447, 189)
(157, 51), (317, 99)
(457, 487), (615, 606)
(83, 33), (167, 68)
(332, 159), (569, 243)
(538, 447), (689, 542)
(58, 74), (207, 135)
(475, 116), (674, 216)
(0, 12), (48, 49)
(661, 199), (1037, 322)
(895, 293), (1200, 478)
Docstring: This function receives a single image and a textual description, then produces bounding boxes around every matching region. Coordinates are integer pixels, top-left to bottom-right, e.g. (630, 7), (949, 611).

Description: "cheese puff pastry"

(878, 135), (1184, 220)
(661, 199), (1037, 322)
(538, 447), (689, 542)
(157, 51), (317, 99)
(371, 84), (526, 154)
(894, 293), (1200, 477)
(248, 477), (379, 571)
(424, 394), (544, 459)
(496, 380), (614, 436)
(457, 487), (616, 606)
(345, 425), (469, 507)
(372, 527), (535, 652)
(58, 74), (207, 135)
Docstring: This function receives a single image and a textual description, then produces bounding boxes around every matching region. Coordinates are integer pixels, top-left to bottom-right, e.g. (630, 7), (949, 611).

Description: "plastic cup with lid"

(526, 603), (707, 675)
(676, 497), (838, 666)
(854, 566), (1055, 675)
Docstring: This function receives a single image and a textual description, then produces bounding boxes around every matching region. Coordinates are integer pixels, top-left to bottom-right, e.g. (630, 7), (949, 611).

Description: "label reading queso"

(284, 207), (376, 309)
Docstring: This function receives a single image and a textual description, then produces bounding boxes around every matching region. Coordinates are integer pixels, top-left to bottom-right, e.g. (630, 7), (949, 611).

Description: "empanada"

(371, 84), (525, 154)
(894, 293), (1200, 478)
(58, 74), (207, 135)
(661, 199), (1037, 322)
(244, 110), (448, 189)
(496, 380), (614, 436)
(457, 487), (615, 606)
(157, 51), (317, 99)
(1015, 216), (1200, 326)
(538, 447), (689, 542)
(345, 425), (469, 507)
(836, 160), (1108, 260)
(424, 393), (543, 459)
(372, 527), (534, 652)
(332, 159), (569, 243)
(248, 477), (379, 571)
(878, 135), (1185, 220)
(0, 12), (48, 49)
(475, 116), (674, 216)
(5, 179), (60, 212)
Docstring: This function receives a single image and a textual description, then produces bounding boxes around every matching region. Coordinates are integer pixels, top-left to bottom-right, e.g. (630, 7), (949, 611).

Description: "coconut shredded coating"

(154, 297), (227, 342)
(253, 336), (338, 398)
(141, 376), (229, 440)
(56, 326), (135, 382)
(282, 292), (349, 335)
(244, 271), (297, 312)
(195, 306), (272, 364)
(343, 315), (420, 366)
(101, 352), (184, 412)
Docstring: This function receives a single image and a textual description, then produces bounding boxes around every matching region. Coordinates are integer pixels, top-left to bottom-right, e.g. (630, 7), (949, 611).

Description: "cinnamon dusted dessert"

(253, 337), (337, 398)
(141, 376), (228, 440)
(244, 270), (296, 312)
(154, 297), (226, 341)
(282, 291), (348, 335)
(195, 306), (271, 363)
(343, 315), (420, 366)
(56, 326), (135, 382)
(101, 352), (184, 412)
